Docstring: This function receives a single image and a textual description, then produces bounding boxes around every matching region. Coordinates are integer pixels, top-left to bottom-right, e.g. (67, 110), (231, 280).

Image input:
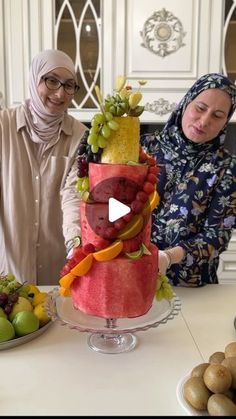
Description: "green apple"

(12, 311), (39, 336)
(8, 296), (33, 322)
(0, 317), (15, 342)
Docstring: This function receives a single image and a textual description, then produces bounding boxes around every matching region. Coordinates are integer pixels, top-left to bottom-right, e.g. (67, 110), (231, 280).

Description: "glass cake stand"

(45, 288), (181, 354)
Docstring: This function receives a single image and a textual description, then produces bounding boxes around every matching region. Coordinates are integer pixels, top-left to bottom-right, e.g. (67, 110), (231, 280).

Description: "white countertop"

(1, 284), (235, 416)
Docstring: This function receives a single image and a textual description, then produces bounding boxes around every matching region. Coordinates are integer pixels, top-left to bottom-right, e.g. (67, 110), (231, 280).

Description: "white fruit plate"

(0, 321), (52, 350)
(176, 372), (208, 416)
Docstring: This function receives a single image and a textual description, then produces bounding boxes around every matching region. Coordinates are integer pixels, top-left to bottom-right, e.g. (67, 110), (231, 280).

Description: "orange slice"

(117, 214), (144, 240)
(142, 190), (160, 215)
(59, 272), (76, 289)
(93, 239), (123, 261)
(71, 253), (94, 276)
(59, 286), (71, 297)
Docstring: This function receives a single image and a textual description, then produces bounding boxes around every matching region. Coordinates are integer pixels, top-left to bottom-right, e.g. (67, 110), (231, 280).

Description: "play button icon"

(108, 198), (130, 222)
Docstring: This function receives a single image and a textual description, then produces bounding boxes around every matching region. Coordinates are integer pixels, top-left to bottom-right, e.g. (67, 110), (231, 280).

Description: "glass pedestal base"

(88, 332), (137, 354)
(45, 288), (181, 354)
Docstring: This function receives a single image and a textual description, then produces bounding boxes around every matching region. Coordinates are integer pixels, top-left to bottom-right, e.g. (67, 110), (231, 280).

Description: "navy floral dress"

(141, 73), (236, 287)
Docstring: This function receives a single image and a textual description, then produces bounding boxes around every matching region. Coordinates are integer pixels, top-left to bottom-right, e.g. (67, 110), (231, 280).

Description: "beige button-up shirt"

(0, 105), (87, 285)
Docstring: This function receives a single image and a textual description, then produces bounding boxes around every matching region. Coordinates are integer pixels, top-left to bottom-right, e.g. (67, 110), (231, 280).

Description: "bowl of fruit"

(0, 273), (52, 349)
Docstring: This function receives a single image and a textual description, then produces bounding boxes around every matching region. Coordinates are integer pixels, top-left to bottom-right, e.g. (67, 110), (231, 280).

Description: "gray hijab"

(23, 49), (76, 144)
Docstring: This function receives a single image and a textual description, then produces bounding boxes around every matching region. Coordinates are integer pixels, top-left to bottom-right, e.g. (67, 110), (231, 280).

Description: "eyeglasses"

(41, 75), (80, 95)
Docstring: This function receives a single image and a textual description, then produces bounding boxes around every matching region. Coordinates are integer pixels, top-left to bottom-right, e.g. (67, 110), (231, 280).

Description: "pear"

(8, 296), (33, 322)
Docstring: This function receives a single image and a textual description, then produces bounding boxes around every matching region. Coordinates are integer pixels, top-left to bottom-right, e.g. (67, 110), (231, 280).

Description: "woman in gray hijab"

(0, 49), (87, 285)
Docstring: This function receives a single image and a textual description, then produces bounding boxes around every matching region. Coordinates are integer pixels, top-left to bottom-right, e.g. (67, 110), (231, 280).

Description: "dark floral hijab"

(154, 73), (236, 158)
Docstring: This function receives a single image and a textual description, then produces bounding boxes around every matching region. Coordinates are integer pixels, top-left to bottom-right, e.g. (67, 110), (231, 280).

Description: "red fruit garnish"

(131, 200), (143, 214)
(139, 150), (148, 163)
(60, 263), (71, 278)
(103, 226), (118, 240)
(147, 173), (157, 185)
(143, 181), (155, 194)
(136, 190), (148, 203)
(72, 247), (86, 263)
(123, 212), (134, 223)
(146, 157), (156, 166)
(148, 166), (159, 175)
(114, 218), (126, 231)
(82, 243), (96, 254)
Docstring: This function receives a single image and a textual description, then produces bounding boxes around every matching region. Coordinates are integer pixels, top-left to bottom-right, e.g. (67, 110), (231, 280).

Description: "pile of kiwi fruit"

(183, 341), (236, 415)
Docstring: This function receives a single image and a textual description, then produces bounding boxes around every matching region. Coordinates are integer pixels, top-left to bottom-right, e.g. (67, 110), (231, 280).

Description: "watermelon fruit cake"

(58, 76), (171, 319)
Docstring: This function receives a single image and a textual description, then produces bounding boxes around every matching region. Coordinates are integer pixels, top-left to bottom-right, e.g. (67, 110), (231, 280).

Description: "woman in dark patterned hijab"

(141, 73), (236, 287)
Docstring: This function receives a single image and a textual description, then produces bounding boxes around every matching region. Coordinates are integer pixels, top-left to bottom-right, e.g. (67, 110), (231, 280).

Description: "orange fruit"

(59, 286), (71, 297)
(117, 214), (144, 240)
(93, 240), (123, 261)
(71, 253), (93, 276)
(142, 190), (160, 215)
(59, 272), (76, 289)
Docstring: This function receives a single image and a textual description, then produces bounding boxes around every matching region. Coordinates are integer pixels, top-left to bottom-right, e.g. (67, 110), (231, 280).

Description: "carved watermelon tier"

(70, 244), (158, 319)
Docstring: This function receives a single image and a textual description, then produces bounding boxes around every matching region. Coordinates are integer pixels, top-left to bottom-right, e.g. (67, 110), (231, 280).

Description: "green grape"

(156, 273), (174, 301)
(89, 126), (99, 135)
(94, 113), (106, 124)
(156, 288), (164, 301)
(101, 124), (111, 139)
(76, 177), (84, 193)
(91, 144), (99, 153)
(81, 177), (89, 191)
(91, 119), (99, 128)
(17, 284), (30, 298)
(97, 135), (107, 148)
(76, 177), (84, 188)
(87, 133), (98, 146)
(163, 286), (174, 300)
(108, 120), (119, 131)
(105, 112), (113, 121)
(6, 273), (15, 281)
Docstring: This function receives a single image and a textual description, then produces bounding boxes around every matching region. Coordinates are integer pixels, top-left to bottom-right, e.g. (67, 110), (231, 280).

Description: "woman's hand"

(158, 246), (186, 275)
(158, 250), (171, 275)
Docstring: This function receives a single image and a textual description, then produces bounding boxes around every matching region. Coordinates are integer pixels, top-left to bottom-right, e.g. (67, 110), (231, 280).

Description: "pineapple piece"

(101, 116), (140, 164)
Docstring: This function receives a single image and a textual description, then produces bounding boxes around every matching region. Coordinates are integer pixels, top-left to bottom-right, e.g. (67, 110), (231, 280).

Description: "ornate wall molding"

(140, 8), (186, 57)
(145, 98), (177, 116)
